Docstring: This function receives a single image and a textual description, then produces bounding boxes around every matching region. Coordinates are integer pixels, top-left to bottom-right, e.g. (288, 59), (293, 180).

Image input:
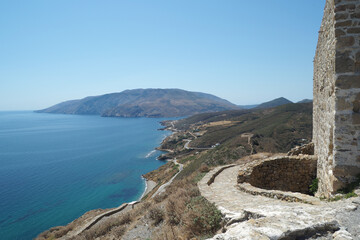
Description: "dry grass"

(203, 120), (237, 127)
(147, 173), (222, 239)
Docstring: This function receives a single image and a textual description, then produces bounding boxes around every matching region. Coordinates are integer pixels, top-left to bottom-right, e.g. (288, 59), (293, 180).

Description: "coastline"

(140, 176), (157, 200)
(35, 120), (178, 239)
(140, 123), (177, 199)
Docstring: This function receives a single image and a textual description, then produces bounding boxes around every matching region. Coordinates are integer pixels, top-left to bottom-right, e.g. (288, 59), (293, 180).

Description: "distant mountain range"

(37, 89), (311, 118)
(255, 97), (293, 109)
(239, 98), (312, 110)
(36, 89), (239, 118)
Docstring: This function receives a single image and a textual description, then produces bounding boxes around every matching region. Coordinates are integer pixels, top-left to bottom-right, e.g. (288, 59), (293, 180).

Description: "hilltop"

(36, 89), (239, 118)
(255, 97), (292, 109)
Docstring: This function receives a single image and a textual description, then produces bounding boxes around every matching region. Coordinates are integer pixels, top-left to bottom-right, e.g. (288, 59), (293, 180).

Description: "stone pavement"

(198, 165), (360, 240)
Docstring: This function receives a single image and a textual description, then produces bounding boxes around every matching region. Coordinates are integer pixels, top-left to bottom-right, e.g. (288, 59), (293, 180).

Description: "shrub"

(199, 163), (210, 173)
(112, 226), (126, 238)
(184, 196), (222, 237)
(345, 192), (357, 199)
(118, 213), (132, 225)
(309, 178), (318, 195)
(148, 206), (165, 226)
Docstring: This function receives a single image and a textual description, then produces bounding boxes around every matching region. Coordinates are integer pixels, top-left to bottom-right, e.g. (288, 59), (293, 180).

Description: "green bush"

(185, 196), (222, 236)
(309, 178), (318, 195)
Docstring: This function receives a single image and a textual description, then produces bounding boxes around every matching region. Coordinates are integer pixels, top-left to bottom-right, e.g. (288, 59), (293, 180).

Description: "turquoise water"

(0, 111), (170, 240)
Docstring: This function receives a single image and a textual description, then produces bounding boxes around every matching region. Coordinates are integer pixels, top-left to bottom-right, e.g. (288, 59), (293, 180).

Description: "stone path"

(198, 165), (360, 240)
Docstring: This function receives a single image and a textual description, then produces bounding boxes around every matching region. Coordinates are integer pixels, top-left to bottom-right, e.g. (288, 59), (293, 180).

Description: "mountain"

(297, 99), (313, 103)
(255, 97), (293, 109)
(36, 89), (239, 118)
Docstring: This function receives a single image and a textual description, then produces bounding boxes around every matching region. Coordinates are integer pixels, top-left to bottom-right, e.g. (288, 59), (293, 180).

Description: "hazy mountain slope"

(255, 97), (293, 109)
(238, 104), (259, 109)
(297, 99), (313, 103)
(36, 89), (239, 118)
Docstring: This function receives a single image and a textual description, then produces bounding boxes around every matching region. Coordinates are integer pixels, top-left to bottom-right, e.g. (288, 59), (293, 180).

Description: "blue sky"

(0, 0), (325, 110)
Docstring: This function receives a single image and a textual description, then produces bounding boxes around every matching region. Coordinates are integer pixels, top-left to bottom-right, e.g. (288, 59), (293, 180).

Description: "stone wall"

(313, 0), (360, 197)
(238, 156), (317, 194)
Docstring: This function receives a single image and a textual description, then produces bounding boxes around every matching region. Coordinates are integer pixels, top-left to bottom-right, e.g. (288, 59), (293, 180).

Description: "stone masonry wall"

(314, 0), (360, 197)
(238, 156), (317, 194)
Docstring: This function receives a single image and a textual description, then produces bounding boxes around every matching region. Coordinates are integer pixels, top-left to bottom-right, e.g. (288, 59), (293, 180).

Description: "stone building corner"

(313, 0), (360, 197)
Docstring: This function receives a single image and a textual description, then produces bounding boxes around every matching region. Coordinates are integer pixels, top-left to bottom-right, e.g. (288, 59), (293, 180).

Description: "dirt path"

(241, 133), (254, 154)
(152, 159), (183, 197)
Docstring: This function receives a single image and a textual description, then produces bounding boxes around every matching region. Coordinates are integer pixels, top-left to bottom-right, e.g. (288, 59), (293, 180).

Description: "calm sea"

(0, 111), (170, 240)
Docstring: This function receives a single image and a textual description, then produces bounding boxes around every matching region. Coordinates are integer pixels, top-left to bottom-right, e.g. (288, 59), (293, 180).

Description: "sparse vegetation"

(184, 196), (223, 236)
(338, 174), (360, 195)
(309, 178), (319, 195)
(148, 206), (165, 226)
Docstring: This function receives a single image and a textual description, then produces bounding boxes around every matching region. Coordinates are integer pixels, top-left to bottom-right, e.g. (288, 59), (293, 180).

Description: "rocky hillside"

(36, 89), (239, 118)
(160, 102), (313, 172)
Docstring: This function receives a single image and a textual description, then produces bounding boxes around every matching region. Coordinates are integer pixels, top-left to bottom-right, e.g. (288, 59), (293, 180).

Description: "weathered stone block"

(347, 27), (360, 33)
(352, 113), (360, 124)
(335, 4), (356, 13)
(336, 12), (349, 20)
(337, 97), (352, 110)
(335, 20), (353, 28)
(335, 51), (354, 72)
(335, 75), (360, 89)
(336, 29), (346, 37)
(337, 36), (355, 48)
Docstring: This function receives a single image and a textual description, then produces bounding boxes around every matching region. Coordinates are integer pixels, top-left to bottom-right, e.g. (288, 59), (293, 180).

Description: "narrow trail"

(152, 159), (183, 197)
(198, 165), (358, 239)
(241, 133), (254, 155)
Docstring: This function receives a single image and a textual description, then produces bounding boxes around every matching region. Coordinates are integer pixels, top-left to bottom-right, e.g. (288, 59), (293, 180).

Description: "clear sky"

(0, 0), (325, 110)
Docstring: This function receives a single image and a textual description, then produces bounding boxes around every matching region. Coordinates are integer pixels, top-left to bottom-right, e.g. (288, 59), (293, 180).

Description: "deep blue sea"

(0, 111), (170, 240)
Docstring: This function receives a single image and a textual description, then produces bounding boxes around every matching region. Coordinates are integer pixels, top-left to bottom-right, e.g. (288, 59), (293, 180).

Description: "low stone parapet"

(238, 155), (317, 194)
(238, 182), (321, 205)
